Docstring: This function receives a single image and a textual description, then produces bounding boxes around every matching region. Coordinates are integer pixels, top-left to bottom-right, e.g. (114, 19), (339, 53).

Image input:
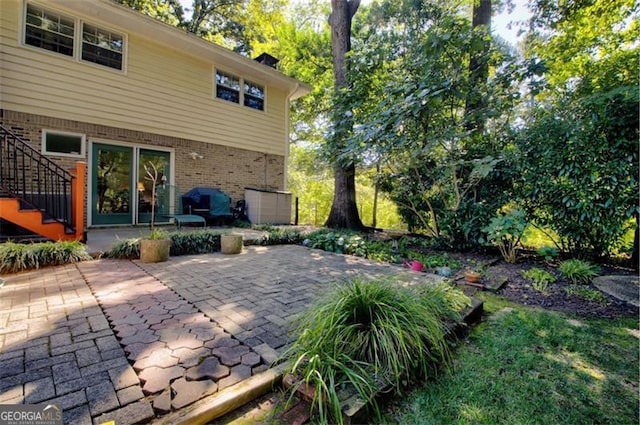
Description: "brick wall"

(1, 110), (286, 225)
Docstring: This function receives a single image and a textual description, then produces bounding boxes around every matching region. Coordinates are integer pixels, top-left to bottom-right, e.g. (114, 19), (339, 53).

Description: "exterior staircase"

(0, 125), (85, 242)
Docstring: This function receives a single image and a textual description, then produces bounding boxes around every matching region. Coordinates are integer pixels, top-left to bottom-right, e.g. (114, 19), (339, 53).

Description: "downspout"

(283, 83), (301, 191)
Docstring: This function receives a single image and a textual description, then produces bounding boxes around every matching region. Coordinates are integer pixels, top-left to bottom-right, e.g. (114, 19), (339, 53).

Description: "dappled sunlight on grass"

(544, 349), (606, 381)
(458, 403), (487, 422)
(384, 299), (639, 424)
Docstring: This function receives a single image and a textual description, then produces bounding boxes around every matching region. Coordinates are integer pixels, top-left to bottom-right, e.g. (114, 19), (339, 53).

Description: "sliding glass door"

(91, 143), (171, 226)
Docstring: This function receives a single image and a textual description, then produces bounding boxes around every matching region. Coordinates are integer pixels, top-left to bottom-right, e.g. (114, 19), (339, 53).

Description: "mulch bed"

(420, 249), (638, 319)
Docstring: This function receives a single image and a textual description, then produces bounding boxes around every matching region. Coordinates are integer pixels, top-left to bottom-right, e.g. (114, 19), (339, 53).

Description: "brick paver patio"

(0, 245), (440, 424)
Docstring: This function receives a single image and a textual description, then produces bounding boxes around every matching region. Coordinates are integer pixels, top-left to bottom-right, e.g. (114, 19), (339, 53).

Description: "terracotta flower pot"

(465, 270), (481, 283)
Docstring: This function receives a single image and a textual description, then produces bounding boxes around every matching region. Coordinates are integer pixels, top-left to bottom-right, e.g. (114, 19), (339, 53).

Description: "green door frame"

(91, 143), (172, 226)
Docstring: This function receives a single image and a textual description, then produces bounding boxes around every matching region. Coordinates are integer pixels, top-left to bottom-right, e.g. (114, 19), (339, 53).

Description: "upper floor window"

(23, 2), (125, 72)
(215, 70), (265, 111)
(42, 130), (85, 158)
(82, 24), (124, 70)
(25, 4), (74, 57)
(244, 80), (265, 111)
(216, 71), (240, 103)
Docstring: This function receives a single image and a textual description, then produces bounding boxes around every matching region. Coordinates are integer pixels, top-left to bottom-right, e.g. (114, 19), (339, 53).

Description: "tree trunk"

(631, 212), (639, 271)
(372, 162), (380, 228)
(325, 0), (364, 230)
(465, 0), (491, 134)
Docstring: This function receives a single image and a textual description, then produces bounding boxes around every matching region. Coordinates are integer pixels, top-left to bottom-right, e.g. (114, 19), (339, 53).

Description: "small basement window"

(216, 71), (240, 104)
(42, 130), (85, 157)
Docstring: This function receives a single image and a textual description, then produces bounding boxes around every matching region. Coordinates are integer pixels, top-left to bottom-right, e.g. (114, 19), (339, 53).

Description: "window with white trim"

(215, 70), (265, 111)
(42, 130), (86, 157)
(23, 2), (126, 71)
(82, 23), (124, 70)
(25, 3), (75, 57)
(244, 80), (265, 110)
(216, 71), (241, 104)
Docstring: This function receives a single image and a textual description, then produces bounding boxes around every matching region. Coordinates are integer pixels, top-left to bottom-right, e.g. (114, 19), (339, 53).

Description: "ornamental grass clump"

(282, 278), (469, 424)
(558, 259), (600, 285)
(0, 240), (91, 274)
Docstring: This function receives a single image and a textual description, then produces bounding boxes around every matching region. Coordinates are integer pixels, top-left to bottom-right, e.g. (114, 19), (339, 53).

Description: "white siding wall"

(0, 0), (288, 155)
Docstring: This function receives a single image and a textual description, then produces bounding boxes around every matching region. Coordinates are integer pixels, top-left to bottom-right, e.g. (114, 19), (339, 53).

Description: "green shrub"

(0, 241), (92, 274)
(169, 230), (222, 255)
(105, 229), (225, 258)
(306, 230), (368, 256)
(482, 209), (527, 263)
(358, 241), (394, 263)
(522, 267), (556, 293)
(256, 228), (304, 246)
(106, 238), (141, 259)
(282, 278), (469, 424)
(407, 251), (462, 270)
(558, 259), (600, 285)
(563, 286), (609, 304)
(536, 246), (559, 261)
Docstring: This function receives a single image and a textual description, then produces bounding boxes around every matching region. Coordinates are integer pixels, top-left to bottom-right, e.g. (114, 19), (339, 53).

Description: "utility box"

(244, 187), (292, 225)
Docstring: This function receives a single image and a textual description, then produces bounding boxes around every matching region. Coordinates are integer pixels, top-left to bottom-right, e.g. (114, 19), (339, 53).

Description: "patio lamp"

(137, 182), (145, 192)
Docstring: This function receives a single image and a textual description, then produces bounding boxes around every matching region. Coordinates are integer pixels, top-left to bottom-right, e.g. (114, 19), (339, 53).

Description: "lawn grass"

(383, 295), (639, 425)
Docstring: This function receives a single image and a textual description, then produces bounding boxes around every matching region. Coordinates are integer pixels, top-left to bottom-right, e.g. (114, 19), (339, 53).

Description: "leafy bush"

(106, 230), (225, 258)
(256, 228), (304, 246)
(536, 246), (559, 261)
(0, 241), (92, 274)
(282, 279), (469, 424)
(306, 230), (368, 256)
(522, 267), (556, 293)
(106, 238), (141, 259)
(482, 209), (527, 263)
(558, 259), (600, 285)
(517, 89), (638, 258)
(169, 230), (222, 255)
(407, 251), (462, 270)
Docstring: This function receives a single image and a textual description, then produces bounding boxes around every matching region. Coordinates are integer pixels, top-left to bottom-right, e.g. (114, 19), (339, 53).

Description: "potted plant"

(464, 269), (482, 283)
(139, 162), (171, 263)
(463, 259), (486, 284)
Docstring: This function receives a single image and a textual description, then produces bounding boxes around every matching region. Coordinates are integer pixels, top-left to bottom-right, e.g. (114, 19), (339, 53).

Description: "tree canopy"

(117, 0), (639, 260)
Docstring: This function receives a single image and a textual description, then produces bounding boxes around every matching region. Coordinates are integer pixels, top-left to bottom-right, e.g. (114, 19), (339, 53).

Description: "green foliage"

(106, 238), (141, 259)
(147, 228), (168, 240)
(536, 246), (559, 261)
(306, 230), (368, 256)
(522, 267), (556, 293)
(256, 228), (304, 246)
(519, 0), (639, 259)
(169, 230), (222, 256)
(517, 89), (639, 258)
(385, 304), (639, 424)
(0, 241), (92, 274)
(106, 230), (225, 258)
(558, 259), (600, 285)
(282, 278), (469, 424)
(406, 252), (462, 270)
(343, 1), (522, 248)
(482, 209), (527, 263)
(563, 286), (609, 304)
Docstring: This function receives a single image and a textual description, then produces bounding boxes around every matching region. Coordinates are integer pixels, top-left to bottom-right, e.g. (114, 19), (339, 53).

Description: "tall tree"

(116, 0), (251, 53)
(325, 0), (365, 230)
(465, 0), (491, 134)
